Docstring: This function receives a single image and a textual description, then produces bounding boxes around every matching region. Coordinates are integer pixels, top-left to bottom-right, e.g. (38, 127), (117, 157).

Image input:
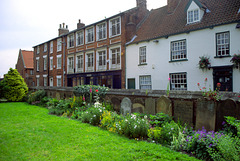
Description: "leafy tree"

(1, 68), (28, 101)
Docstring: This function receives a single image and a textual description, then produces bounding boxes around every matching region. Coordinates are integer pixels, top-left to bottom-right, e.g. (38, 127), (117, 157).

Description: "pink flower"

(205, 78), (208, 82)
(95, 89), (99, 92)
(90, 88), (92, 93)
(197, 83), (200, 86)
(83, 96), (85, 101)
(168, 78), (171, 81)
(217, 83), (221, 87)
(238, 95), (240, 98)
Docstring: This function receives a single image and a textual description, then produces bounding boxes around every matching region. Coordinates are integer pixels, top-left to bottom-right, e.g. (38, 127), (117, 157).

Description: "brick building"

(16, 49), (34, 87)
(33, 0), (149, 88)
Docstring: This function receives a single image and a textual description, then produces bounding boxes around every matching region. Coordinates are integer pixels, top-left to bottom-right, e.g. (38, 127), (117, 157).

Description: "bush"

(222, 116), (240, 137)
(27, 90), (46, 105)
(147, 127), (162, 143)
(81, 102), (105, 126)
(0, 68), (28, 101)
(120, 114), (149, 139)
(73, 85), (108, 103)
(149, 112), (172, 127)
(100, 111), (122, 133)
(208, 135), (240, 161)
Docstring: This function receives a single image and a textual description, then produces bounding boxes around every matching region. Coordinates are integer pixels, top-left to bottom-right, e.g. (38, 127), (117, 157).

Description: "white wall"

(126, 23), (240, 92)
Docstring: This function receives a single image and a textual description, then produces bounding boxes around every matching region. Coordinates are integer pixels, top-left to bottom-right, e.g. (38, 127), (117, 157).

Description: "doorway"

(213, 66), (232, 91)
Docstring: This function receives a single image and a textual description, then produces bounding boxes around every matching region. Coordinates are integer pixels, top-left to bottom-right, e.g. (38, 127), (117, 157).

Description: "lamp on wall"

(153, 40), (159, 43)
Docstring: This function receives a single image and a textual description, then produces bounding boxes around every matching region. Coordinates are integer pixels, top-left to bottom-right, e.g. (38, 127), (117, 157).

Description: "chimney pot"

(59, 24), (62, 29)
(63, 23), (65, 28)
(66, 25), (68, 29)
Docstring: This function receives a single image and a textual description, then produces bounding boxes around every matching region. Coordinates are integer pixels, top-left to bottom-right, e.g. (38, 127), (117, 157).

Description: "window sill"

(138, 63), (147, 66)
(214, 55), (231, 58)
(169, 59), (188, 63)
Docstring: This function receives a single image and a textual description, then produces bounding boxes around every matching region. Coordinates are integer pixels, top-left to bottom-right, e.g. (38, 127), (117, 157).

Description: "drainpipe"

(62, 36), (66, 87)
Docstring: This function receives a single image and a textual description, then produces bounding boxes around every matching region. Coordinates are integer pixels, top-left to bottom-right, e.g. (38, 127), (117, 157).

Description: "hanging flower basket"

(230, 54), (240, 69)
(199, 56), (211, 70)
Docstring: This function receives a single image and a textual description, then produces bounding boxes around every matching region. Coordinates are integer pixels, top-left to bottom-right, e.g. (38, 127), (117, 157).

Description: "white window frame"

(57, 75), (62, 87)
(86, 27), (94, 44)
(109, 17), (121, 37)
(49, 77), (53, 87)
(216, 31), (230, 57)
(170, 72), (187, 91)
(36, 75), (40, 86)
(97, 50), (107, 71)
(43, 75), (47, 86)
(187, 9), (200, 24)
(68, 56), (74, 73)
(50, 56), (53, 70)
(36, 57), (39, 71)
(139, 75), (152, 90)
(76, 53), (84, 73)
(68, 34), (75, 48)
(110, 46), (121, 70)
(85, 52), (94, 72)
(57, 38), (62, 52)
(37, 46), (40, 54)
(50, 41), (53, 53)
(76, 30), (84, 46)
(44, 43), (47, 52)
(97, 22), (107, 41)
(139, 46), (147, 65)
(170, 39), (187, 61)
(43, 55), (47, 71)
(57, 55), (62, 69)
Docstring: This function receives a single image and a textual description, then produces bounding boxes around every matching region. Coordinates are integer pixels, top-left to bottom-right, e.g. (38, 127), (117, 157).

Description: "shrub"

(208, 135), (240, 161)
(0, 68), (28, 101)
(27, 90), (46, 105)
(185, 127), (224, 160)
(160, 121), (180, 145)
(147, 127), (162, 143)
(73, 85), (108, 103)
(149, 112), (172, 127)
(120, 114), (149, 139)
(222, 116), (240, 137)
(100, 111), (122, 133)
(81, 102), (105, 126)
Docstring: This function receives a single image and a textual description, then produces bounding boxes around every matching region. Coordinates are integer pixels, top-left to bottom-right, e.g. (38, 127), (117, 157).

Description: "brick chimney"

(167, 0), (179, 14)
(77, 19), (85, 29)
(136, 0), (147, 9)
(58, 23), (69, 36)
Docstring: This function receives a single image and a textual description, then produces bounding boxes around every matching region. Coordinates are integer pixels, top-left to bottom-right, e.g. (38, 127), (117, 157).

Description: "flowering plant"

(199, 56), (211, 69)
(197, 78), (222, 101)
(230, 54), (240, 68)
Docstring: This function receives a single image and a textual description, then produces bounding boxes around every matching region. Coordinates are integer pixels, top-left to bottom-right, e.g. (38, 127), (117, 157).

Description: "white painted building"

(126, 0), (240, 92)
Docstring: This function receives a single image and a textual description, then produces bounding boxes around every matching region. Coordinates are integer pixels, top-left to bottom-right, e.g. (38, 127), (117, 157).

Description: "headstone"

(174, 100), (193, 126)
(216, 99), (238, 130)
(121, 97), (132, 116)
(133, 98), (145, 105)
(111, 97), (121, 113)
(145, 98), (155, 115)
(56, 92), (60, 100)
(196, 99), (216, 131)
(156, 96), (172, 116)
(132, 103), (144, 113)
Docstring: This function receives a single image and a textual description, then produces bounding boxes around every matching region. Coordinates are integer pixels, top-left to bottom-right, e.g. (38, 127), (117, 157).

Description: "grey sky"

(0, 0), (167, 78)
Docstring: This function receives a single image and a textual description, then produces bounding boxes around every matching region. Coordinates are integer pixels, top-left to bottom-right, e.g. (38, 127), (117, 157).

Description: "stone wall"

(30, 87), (240, 131)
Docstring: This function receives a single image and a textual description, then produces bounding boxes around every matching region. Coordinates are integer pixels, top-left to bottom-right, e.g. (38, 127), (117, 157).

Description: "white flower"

(144, 115), (148, 119)
(93, 115), (96, 117)
(171, 128), (173, 130)
(134, 125), (137, 129)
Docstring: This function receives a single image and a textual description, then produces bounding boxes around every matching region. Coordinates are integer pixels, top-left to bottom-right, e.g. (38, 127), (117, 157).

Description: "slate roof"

(131, 0), (240, 44)
(21, 50), (34, 69)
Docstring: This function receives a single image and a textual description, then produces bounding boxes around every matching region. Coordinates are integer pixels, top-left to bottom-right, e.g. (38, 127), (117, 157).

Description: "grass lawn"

(0, 102), (200, 161)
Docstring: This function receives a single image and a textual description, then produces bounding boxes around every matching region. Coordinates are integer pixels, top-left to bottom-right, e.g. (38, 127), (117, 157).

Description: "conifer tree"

(0, 68), (28, 101)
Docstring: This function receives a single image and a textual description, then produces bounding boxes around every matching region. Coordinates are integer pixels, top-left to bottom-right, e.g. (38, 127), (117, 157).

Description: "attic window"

(187, 9), (200, 24)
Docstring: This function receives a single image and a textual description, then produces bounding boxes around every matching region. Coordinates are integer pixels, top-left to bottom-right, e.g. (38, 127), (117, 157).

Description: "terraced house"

(33, 0), (148, 88)
(126, 0), (240, 92)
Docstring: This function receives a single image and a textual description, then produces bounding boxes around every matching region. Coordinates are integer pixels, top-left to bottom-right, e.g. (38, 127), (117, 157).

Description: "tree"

(1, 68), (28, 101)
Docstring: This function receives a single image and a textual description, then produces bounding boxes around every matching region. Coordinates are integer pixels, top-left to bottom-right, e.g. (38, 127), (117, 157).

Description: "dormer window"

(187, 9), (199, 24)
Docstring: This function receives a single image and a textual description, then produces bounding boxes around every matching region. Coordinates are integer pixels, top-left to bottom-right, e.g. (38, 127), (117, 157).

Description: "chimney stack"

(77, 19), (85, 29)
(58, 23), (69, 36)
(136, 0), (147, 9)
(167, 0), (179, 14)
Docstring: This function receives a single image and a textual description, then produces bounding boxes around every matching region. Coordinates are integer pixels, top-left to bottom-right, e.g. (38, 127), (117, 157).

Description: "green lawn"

(0, 102), (200, 161)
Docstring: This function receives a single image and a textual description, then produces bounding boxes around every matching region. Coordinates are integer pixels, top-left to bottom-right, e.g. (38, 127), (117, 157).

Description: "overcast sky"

(0, 0), (167, 78)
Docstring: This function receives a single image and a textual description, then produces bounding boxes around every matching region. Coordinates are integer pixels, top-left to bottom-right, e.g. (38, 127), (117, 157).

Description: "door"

(213, 66), (232, 91)
(128, 78), (135, 89)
